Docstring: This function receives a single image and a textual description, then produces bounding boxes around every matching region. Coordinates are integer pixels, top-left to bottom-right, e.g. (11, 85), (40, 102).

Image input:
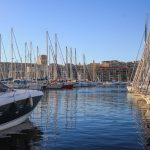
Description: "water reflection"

(128, 93), (150, 148)
(31, 87), (143, 150)
(34, 90), (79, 130)
(0, 120), (42, 150)
(0, 87), (147, 149)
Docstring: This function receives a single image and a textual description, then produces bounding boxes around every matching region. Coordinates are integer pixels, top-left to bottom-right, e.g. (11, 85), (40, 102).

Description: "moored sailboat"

(46, 81), (63, 89)
(127, 19), (150, 97)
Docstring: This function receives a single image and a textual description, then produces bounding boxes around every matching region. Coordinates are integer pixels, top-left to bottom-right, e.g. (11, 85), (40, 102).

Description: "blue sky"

(0, 0), (149, 64)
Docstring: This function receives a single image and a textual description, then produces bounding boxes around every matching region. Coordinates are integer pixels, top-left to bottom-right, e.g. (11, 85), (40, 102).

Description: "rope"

(1, 40), (7, 62)
(47, 33), (61, 79)
(12, 30), (22, 63)
(129, 30), (145, 82)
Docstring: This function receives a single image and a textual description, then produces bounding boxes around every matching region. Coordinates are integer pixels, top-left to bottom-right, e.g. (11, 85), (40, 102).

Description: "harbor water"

(0, 87), (150, 150)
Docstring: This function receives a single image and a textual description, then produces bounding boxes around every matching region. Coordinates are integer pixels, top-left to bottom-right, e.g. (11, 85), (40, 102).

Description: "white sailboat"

(46, 33), (63, 89)
(127, 20), (150, 94)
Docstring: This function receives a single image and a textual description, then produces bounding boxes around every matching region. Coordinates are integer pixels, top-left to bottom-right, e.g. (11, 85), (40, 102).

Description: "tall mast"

(93, 60), (95, 81)
(46, 31), (49, 79)
(25, 42), (27, 79)
(66, 46), (68, 79)
(33, 45), (36, 80)
(75, 48), (77, 65)
(37, 46), (39, 59)
(74, 48), (79, 80)
(70, 47), (73, 80)
(49, 45), (51, 79)
(11, 28), (14, 78)
(83, 54), (86, 80)
(54, 33), (57, 79)
(36, 46), (39, 79)
(30, 42), (32, 79)
(34, 46), (37, 81)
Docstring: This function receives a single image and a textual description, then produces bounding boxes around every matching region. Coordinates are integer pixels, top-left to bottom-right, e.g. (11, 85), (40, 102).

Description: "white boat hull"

(73, 81), (96, 88)
(0, 111), (32, 131)
(0, 89), (43, 131)
(46, 83), (63, 89)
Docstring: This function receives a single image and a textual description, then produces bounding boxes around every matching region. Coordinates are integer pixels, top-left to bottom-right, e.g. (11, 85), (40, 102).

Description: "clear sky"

(0, 0), (149, 64)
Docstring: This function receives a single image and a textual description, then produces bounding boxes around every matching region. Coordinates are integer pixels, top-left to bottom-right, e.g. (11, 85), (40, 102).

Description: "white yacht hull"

(0, 89), (43, 131)
(0, 111), (32, 131)
(46, 83), (63, 89)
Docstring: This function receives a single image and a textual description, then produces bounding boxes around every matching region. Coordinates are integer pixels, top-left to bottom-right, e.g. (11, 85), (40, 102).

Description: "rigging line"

(49, 45), (59, 78)
(73, 49), (79, 78)
(51, 45), (56, 64)
(143, 36), (150, 94)
(47, 33), (54, 52)
(12, 30), (22, 63)
(29, 42), (32, 64)
(13, 44), (17, 62)
(47, 33), (61, 78)
(48, 45), (53, 65)
(54, 35), (62, 64)
(30, 43), (36, 79)
(57, 39), (68, 78)
(1, 38), (7, 79)
(48, 34), (57, 64)
(83, 55), (92, 80)
(67, 49), (78, 79)
(129, 31), (145, 82)
(134, 18), (149, 86)
(57, 39), (68, 79)
(67, 48), (79, 77)
(31, 43), (36, 62)
(57, 39), (65, 65)
(133, 34), (150, 91)
(139, 43), (150, 92)
(26, 43), (30, 63)
(49, 44), (53, 63)
(48, 39), (59, 77)
(1, 39), (7, 62)
(85, 65), (92, 80)
(68, 48), (79, 72)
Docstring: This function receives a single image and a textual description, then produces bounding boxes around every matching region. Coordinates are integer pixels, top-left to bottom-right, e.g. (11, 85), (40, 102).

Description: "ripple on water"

(0, 87), (148, 150)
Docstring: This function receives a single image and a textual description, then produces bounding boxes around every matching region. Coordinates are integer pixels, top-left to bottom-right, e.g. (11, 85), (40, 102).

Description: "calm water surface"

(0, 87), (150, 150)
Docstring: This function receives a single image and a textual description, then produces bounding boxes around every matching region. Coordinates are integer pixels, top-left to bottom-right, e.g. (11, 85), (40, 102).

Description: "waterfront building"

(0, 54), (137, 82)
(36, 55), (47, 65)
(88, 60), (137, 82)
(97, 65), (127, 82)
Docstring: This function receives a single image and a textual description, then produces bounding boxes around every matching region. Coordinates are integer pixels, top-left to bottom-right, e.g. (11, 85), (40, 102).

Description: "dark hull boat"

(0, 87), (43, 131)
(62, 83), (73, 89)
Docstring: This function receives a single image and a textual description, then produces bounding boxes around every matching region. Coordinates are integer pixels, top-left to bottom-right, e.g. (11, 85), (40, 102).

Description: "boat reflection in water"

(32, 88), (138, 149)
(128, 93), (150, 147)
(0, 120), (43, 150)
(32, 89), (78, 131)
(2, 87), (149, 149)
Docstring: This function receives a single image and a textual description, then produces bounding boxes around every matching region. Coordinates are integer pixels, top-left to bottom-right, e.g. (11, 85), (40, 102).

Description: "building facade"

(0, 56), (137, 82)
(88, 60), (137, 82)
